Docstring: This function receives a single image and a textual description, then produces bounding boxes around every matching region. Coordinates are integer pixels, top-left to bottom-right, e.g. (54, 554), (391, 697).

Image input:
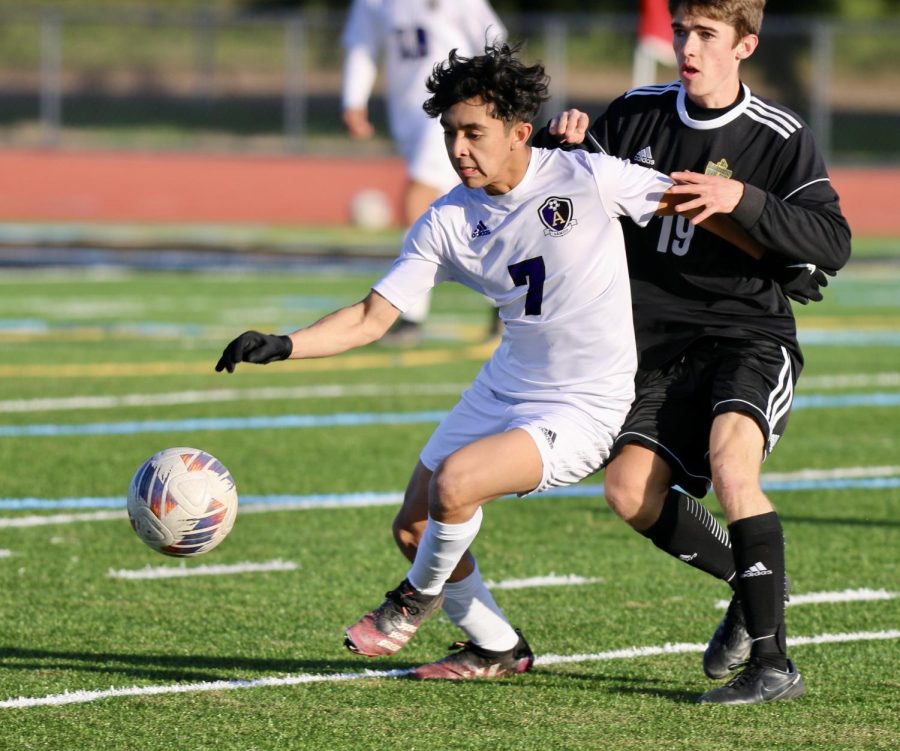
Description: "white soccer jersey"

(341, 0), (506, 146)
(373, 147), (672, 422)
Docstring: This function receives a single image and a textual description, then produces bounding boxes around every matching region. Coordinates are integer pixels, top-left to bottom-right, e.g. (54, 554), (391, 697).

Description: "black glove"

(215, 331), (293, 373)
(771, 263), (834, 305)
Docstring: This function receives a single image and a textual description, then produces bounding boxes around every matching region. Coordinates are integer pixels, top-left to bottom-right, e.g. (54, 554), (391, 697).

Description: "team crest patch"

(538, 196), (577, 237)
(705, 158), (733, 178)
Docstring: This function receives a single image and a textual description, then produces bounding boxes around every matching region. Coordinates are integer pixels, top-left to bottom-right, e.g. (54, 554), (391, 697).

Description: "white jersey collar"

(676, 82), (751, 130)
(479, 147), (539, 205)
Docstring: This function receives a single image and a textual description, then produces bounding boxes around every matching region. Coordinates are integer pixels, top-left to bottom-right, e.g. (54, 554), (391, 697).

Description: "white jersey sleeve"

(586, 152), (672, 227)
(372, 210), (454, 313)
(341, 0), (381, 110)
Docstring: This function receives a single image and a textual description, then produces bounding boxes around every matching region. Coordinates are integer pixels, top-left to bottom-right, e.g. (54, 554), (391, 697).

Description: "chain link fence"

(1, 7), (898, 163)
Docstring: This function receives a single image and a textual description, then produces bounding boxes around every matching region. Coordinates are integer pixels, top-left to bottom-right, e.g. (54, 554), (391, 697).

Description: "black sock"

(641, 490), (736, 585)
(729, 512), (789, 671)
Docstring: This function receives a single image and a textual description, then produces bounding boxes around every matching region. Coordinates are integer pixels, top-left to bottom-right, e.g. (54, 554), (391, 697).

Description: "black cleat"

(411, 628), (534, 680)
(704, 576), (791, 680)
(703, 594), (752, 679)
(697, 660), (805, 705)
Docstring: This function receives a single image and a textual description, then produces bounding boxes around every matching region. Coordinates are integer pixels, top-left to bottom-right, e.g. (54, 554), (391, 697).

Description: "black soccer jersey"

(542, 81), (852, 370)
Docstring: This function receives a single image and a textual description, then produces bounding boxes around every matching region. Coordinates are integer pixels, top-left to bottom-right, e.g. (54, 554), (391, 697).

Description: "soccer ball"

(127, 447), (238, 557)
(349, 188), (394, 231)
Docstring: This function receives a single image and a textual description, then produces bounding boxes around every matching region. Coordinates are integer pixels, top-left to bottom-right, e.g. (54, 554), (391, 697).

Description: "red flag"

(638, 0), (673, 64)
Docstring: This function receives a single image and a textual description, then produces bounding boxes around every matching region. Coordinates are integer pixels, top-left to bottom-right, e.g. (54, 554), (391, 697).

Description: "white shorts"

(392, 118), (459, 194)
(419, 379), (619, 495)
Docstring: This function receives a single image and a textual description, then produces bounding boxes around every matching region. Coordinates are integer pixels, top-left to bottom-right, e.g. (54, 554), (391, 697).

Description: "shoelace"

(725, 662), (763, 688)
(384, 587), (422, 617)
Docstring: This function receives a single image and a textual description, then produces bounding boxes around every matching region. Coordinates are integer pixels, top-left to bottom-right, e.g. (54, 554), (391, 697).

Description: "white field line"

(486, 574), (602, 590)
(800, 372), (900, 390)
(0, 549), (11, 558)
(2, 629), (897, 710)
(0, 383), (468, 413)
(107, 559), (298, 580)
(3, 463), (900, 528)
(715, 588), (898, 610)
(761, 465), (900, 482)
(0, 511), (123, 528)
(2, 373), (897, 414)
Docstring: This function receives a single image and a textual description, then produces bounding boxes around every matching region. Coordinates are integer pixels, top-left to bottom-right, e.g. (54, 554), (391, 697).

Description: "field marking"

(0, 383), (469, 414)
(0, 343), (496, 380)
(3, 464), (900, 522)
(800, 372), (900, 390)
(485, 574), (603, 590)
(1, 373), (898, 414)
(3, 390), (900, 439)
(107, 559), (298, 580)
(1, 629), (896, 709)
(0, 549), (11, 558)
(0, 372), (900, 413)
(715, 588), (898, 610)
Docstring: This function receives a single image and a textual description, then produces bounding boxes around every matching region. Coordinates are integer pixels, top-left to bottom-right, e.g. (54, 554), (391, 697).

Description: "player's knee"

(391, 512), (423, 562)
(429, 457), (476, 521)
(603, 465), (661, 529)
(603, 473), (644, 526)
(710, 464), (758, 506)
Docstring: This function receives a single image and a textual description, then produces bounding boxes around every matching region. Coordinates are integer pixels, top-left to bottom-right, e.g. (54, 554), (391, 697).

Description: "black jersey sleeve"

(730, 126), (851, 274)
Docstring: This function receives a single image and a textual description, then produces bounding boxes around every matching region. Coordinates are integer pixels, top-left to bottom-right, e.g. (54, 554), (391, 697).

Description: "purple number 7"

(507, 256), (545, 315)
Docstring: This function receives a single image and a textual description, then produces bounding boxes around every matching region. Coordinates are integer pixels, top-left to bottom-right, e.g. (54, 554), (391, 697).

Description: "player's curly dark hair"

(423, 42), (550, 125)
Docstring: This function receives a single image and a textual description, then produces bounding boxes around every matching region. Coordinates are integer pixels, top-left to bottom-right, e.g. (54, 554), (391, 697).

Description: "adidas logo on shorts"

(538, 427), (557, 448)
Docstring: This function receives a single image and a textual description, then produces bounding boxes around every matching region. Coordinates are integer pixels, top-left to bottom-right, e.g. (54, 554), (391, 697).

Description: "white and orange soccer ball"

(127, 447), (238, 557)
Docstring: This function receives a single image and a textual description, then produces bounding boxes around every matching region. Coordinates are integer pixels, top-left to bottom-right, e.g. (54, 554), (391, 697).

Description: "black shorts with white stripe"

(608, 337), (801, 498)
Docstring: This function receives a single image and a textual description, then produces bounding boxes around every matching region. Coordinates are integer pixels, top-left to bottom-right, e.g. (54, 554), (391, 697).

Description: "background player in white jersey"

(537, 0), (851, 705)
(216, 42), (762, 680)
(341, 0), (506, 341)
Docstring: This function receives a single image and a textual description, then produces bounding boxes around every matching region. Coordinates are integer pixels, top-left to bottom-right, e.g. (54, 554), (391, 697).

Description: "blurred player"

(341, 0), (506, 343)
(537, 0), (851, 704)
(217, 42), (764, 681)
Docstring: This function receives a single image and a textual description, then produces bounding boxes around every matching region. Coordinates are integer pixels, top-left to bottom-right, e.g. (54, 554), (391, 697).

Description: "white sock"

(407, 508), (483, 596)
(443, 563), (520, 652)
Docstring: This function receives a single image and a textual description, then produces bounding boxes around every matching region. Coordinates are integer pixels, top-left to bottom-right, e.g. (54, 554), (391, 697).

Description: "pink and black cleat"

(344, 578), (444, 657)
(411, 628), (535, 680)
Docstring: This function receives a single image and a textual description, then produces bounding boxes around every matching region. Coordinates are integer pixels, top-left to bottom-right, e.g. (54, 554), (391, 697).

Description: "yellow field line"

(0, 343), (497, 379)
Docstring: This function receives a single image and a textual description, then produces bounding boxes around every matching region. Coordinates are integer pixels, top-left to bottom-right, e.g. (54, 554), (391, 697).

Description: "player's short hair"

(423, 42), (550, 125)
(669, 0), (765, 40)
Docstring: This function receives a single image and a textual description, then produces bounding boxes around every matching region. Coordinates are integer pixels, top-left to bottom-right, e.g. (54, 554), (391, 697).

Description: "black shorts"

(609, 337), (801, 498)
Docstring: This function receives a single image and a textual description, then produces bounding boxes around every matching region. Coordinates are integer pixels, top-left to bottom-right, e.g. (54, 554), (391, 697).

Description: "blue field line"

(1, 391), (900, 439)
(0, 410), (449, 437)
(2, 475), (899, 512)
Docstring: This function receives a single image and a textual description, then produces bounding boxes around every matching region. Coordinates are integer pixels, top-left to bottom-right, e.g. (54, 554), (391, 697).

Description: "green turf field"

(0, 259), (898, 750)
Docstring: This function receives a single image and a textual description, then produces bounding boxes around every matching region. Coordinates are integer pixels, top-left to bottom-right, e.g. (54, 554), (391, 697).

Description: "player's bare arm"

(216, 290), (400, 373)
(667, 170), (746, 225)
(287, 290), (400, 358)
(658, 187), (765, 261)
(343, 107), (375, 139)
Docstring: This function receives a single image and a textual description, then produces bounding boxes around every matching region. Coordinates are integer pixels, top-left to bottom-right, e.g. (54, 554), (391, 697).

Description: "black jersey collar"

(676, 82), (751, 130)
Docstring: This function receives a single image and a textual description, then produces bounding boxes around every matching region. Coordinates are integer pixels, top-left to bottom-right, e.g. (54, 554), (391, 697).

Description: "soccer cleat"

(411, 628), (535, 680)
(704, 576), (791, 680)
(344, 579), (444, 657)
(703, 594), (752, 679)
(697, 659), (805, 705)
